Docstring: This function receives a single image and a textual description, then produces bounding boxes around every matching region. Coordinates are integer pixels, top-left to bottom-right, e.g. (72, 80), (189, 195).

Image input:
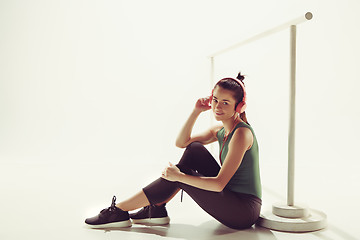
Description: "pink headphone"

(210, 78), (247, 114)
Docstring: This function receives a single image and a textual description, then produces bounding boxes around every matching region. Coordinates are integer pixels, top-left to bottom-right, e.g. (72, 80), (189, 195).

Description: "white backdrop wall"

(1, 0), (360, 234)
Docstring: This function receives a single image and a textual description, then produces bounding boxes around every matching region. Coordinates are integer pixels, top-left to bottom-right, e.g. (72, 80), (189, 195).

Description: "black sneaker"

(85, 196), (132, 228)
(130, 204), (170, 225)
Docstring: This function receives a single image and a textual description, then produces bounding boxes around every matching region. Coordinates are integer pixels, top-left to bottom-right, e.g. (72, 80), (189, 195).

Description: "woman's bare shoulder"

(210, 124), (223, 138)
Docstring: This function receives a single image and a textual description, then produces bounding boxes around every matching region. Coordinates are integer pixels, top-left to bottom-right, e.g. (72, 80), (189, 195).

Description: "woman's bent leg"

(142, 142), (220, 205)
(140, 142), (261, 229)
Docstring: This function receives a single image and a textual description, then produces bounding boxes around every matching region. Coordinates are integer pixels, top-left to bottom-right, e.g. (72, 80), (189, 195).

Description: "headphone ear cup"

(209, 89), (214, 106)
(236, 102), (247, 113)
(208, 95), (213, 107)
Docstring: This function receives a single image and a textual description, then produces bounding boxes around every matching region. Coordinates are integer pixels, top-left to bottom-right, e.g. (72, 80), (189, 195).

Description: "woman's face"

(211, 86), (237, 121)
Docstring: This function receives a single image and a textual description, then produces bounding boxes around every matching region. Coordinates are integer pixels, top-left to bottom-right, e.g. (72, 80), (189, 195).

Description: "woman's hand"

(161, 162), (183, 182)
(195, 97), (212, 112)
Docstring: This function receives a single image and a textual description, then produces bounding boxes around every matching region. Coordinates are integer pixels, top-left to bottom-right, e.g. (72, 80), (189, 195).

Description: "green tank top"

(217, 122), (262, 199)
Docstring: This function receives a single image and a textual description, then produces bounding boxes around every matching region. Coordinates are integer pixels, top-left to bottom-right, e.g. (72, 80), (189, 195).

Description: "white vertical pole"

(288, 25), (297, 206)
(210, 57), (215, 89)
(210, 57), (215, 154)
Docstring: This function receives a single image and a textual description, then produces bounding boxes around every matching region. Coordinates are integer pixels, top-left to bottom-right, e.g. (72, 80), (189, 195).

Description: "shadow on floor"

(95, 220), (277, 240)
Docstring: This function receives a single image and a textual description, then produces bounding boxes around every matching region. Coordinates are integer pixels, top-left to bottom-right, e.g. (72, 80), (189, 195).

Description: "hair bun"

(236, 72), (245, 81)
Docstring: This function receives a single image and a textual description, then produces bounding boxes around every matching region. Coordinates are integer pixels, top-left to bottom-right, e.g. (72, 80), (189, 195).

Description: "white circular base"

(257, 208), (327, 233)
(272, 203), (309, 218)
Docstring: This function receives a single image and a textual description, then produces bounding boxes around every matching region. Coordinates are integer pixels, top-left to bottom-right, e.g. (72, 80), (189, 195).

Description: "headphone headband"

(219, 78), (247, 102)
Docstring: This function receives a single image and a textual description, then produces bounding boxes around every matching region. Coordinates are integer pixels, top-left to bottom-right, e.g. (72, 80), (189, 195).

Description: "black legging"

(142, 142), (261, 230)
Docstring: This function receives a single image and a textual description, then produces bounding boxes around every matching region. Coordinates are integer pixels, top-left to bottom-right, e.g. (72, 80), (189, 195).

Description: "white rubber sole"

(85, 220), (132, 229)
(131, 216), (170, 225)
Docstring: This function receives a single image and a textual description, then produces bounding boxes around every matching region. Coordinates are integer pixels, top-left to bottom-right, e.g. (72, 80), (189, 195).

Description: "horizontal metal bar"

(208, 12), (312, 58)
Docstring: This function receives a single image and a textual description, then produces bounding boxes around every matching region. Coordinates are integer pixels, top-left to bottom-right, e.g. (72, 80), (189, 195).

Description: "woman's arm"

(164, 127), (253, 192)
(175, 97), (219, 148)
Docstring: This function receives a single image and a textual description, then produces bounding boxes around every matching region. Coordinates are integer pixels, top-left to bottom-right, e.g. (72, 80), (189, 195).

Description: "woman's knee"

(176, 142), (203, 172)
(177, 141), (218, 176)
(180, 142), (207, 163)
(186, 141), (206, 152)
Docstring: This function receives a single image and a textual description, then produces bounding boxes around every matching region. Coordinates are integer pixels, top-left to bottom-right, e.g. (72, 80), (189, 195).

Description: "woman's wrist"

(192, 108), (203, 115)
(177, 171), (186, 182)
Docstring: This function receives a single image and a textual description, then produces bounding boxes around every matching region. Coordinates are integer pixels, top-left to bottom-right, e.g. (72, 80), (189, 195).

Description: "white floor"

(0, 160), (357, 240)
